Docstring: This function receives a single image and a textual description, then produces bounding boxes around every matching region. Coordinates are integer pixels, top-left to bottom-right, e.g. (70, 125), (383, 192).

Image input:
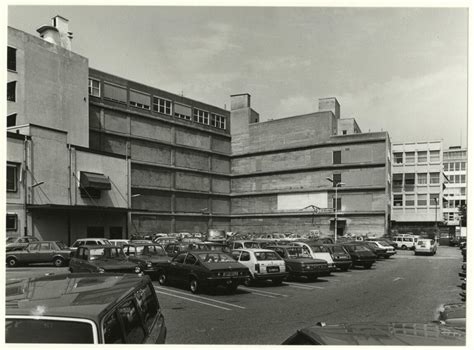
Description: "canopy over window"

(80, 172), (111, 190)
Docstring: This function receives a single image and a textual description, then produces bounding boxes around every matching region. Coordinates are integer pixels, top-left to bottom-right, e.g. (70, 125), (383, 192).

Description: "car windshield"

(352, 245), (371, 252)
(6, 318), (95, 343)
(255, 251), (281, 261)
(198, 253), (235, 263)
(136, 245), (166, 256)
(286, 247), (311, 258)
(89, 247), (126, 260)
(308, 244), (329, 252)
(244, 242), (260, 248)
(331, 246), (347, 253)
(56, 241), (67, 249)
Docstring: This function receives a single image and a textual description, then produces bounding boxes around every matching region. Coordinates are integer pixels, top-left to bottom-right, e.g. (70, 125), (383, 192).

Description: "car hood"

(132, 255), (170, 263)
(201, 261), (247, 270)
(282, 322), (465, 345)
(285, 258), (327, 264)
(92, 259), (137, 269)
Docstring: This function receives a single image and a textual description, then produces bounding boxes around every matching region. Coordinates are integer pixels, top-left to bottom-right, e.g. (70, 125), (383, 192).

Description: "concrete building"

(390, 141), (445, 235)
(443, 146), (467, 235)
(230, 94), (392, 237)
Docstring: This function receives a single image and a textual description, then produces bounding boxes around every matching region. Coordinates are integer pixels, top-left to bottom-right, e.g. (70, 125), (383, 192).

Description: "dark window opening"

(7, 163), (18, 192)
(87, 226), (104, 238)
(80, 187), (101, 199)
(7, 81), (16, 102)
(6, 214), (18, 231)
(7, 47), (17, 71)
(332, 198), (342, 210)
(332, 173), (342, 187)
(333, 151), (341, 164)
(7, 113), (17, 127)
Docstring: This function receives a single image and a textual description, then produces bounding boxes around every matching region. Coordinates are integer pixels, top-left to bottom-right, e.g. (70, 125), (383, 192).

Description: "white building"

(443, 146), (467, 232)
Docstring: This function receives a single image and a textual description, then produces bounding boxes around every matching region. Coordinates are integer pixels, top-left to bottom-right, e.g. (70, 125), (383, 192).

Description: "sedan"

(340, 243), (377, 269)
(69, 245), (141, 274)
(324, 244), (352, 271)
(6, 235), (40, 252)
(158, 250), (250, 294)
(6, 241), (72, 267)
(123, 243), (170, 278)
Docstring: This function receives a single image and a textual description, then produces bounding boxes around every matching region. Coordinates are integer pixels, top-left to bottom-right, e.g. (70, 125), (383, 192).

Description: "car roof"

(6, 273), (148, 322)
(233, 248), (277, 253)
(74, 238), (110, 242)
(78, 245), (117, 249)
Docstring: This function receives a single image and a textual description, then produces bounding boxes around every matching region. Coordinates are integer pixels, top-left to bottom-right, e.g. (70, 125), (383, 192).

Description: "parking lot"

(154, 246), (463, 344)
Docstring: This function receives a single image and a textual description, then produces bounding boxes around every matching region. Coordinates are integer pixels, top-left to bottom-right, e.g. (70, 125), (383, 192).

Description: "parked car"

(370, 240), (397, 258)
(5, 273), (166, 344)
(231, 248), (288, 285)
(202, 241), (231, 253)
(414, 238), (438, 256)
(229, 240), (262, 250)
(69, 245), (141, 274)
(6, 241), (72, 267)
(392, 235), (419, 250)
(282, 322), (465, 345)
(164, 242), (210, 257)
(153, 237), (179, 246)
(437, 303), (466, 330)
(339, 242), (377, 269)
(361, 241), (390, 259)
(366, 237), (397, 248)
(157, 250), (250, 294)
(323, 244), (352, 271)
(291, 241), (337, 273)
(266, 245), (329, 281)
(109, 239), (130, 247)
(6, 235), (40, 252)
(123, 242), (170, 278)
(70, 238), (111, 250)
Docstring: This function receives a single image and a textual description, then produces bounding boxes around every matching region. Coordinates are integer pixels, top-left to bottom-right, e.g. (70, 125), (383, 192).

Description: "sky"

(6, 4), (469, 148)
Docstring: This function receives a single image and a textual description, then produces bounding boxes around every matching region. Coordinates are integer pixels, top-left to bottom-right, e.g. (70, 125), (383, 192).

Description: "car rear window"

(255, 251), (282, 261)
(244, 242), (260, 248)
(6, 318), (95, 343)
(352, 245), (371, 252)
(309, 244), (329, 252)
(198, 252), (235, 263)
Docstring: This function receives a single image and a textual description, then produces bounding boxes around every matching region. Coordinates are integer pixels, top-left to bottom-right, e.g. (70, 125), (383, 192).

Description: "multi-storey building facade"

(390, 141), (445, 235)
(230, 94), (392, 237)
(443, 146), (467, 234)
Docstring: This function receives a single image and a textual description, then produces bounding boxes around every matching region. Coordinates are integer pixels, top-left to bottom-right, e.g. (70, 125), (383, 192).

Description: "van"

(392, 235), (419, 250)
(6, 273), (166, 344)
(414, 239), (438, 255)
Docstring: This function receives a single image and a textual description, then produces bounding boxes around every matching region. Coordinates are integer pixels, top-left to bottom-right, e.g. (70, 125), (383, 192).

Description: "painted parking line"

(155, 290), (232, 311)
(285, 282), (325, 290)
(238, 286), (288, 298)
(155, 286), (246, 309)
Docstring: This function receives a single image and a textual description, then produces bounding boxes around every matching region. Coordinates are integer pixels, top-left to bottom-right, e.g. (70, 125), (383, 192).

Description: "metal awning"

(80, 171), (111, 190)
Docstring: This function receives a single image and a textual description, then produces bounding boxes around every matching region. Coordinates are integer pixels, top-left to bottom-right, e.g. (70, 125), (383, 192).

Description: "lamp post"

(326, 177), (345, 243)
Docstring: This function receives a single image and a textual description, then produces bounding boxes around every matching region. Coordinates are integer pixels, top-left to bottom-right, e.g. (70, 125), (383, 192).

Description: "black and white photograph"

(3, 1), (470, 345)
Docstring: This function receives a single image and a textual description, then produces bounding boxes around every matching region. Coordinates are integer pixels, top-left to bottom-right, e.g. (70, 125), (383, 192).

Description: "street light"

(326, 177), (346, 243)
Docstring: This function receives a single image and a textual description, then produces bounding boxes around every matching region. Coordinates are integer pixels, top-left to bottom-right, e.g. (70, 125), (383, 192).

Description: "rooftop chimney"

(37, 15), (73, 50)
(318, 97), (340, 119)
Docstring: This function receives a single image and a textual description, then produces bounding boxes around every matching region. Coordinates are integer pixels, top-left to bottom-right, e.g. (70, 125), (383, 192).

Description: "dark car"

(123, 243), (170, 279)
(6, 241), (72, 267)
(282, 322), (465, 345)
(366, 237), (397, 248)
(6, 273), (166, 344)
(164, 242), (211, 257)
(158, 250), (250, 294)
(267, 245), (329, 281)
(69, 245), (141, 274)
(324, 244), (352, 271)
(6, 235), (40, 252)
(361, 241), (387, 259)
(340, 242), (377, 269)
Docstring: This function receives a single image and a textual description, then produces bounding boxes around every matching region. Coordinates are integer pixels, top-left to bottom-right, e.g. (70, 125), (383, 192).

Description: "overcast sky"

(7, 5), (468, 148)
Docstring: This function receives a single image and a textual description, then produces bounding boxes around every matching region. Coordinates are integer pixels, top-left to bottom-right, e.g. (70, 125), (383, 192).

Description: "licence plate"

(267, 266), (280, 273)
(223, 271), (239, 277)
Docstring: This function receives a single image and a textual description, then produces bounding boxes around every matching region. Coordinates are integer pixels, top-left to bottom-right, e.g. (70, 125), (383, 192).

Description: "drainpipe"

(67, 144), (72, 245)
(23, 136), (28, 236)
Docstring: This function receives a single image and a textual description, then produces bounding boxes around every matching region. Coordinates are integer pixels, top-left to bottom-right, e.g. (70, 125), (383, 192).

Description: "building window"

(210, 113), (226, 129)
(443, 162), (449, 171)
(80, 187), (101, 199)
(430, 194), (439, 206)
(429, 150), (440, 162)
(6, 214), (18, 231)
(393, 152), (403, 164)
(88, 78), (101, 97)
(417, 151), (427, 163)
(174, 103), (192, 120)
(405, 194), (415, 206)
(455, 162), (460, 171)
(7, 81), (16, 102)
(332, 173), (342, 186)
(153, 96), (172, 115)
(333, 150), (341, 165)
(417, 173), (427, 185)
(429, 172), (439, 184)
(7, 113), (17, 127)
(460, 175), (466, 184)
(332, 198), (342, 211)
(7, 46), (16, 71)
(7, 163), (18, 192)
(392, 174), (403, 192)
(461, 188), (466, 195)
(342, 130), (347, 135)
(103, 82), (127, 104)
(129, 90), (151, 110)
(405, 152), (415, 164)
(460, 162), (466, 170)
(194, 108), (209, 125)
(404, 173), (415, 191)
(417, 194), (427, 206)
(393, 194), (403, 207)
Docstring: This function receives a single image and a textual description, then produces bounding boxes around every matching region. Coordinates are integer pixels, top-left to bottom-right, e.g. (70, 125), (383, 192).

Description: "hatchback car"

(69, 245), (141, 274)
(267, 245), (329, 281)
(123, 243), (170, 279)
(6, 241), (72, 267)
(414, 239), (438, 255)
(6, 235), (40, 252)
(324, 244), (352, 271)
(158, 250), (250, 294)
(231, 249), (288, 285)
(229, 240), (262, 250)
(340, 243), (377, 269)
(291, 241), (337, 273)
(6, 273), (166, 344)
(371, 240), (397, 258)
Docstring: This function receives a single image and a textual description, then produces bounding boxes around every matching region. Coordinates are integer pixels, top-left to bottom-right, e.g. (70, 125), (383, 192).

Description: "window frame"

(8, 46), (17, 72)
(193, 108), (209, 125)
(129, 89), (151, 110)
(333, 150), (342, 165)
(7, 81), (16, 102)
(152, 96), (172, 116)
(429, 172), (440, 185)
(6, 213), (18, 231)
(88, 78), (101, 97)
(393, 194), (403, 207)
(7, 163), (18, 192)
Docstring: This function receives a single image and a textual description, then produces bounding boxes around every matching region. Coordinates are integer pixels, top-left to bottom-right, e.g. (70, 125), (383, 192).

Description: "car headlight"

(135, 266), (141, 273)
(97, 268), (105, 273)
(146, 261), (152, 268)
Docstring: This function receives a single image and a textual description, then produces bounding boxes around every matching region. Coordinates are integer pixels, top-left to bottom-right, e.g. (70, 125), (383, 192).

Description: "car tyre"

(401, 245), (407, 250)
(53, 257), (65, 267)
(363, 263), (372, 269)
(189, 277), (200, 294)
(226, 282), (239, 294)
(243, 278), (253, 287)
(157, 271), (167, 285)
(272, 278), (284, 285)
(6, 257), (17, 267)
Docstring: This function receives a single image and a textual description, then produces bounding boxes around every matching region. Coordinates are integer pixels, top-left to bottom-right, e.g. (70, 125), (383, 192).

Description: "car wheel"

(340, 266), (349, 272)
(157, 271), (167, 285)
(363, 263), (372, 269)
(226, 282), (239, 294)
(272, 278), (284, 285)
(6, 257), (17, 267)
(244, 278), (252, 287)
(401, 245), (407, 250)
(189, 277), (200, 294)
(53, 257), (65, 267)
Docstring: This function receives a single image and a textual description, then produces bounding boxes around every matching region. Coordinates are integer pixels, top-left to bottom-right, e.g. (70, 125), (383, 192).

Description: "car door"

(38, 242), (54, 262)
(24, 243), (41, 263)
(167, 253), (186, 283)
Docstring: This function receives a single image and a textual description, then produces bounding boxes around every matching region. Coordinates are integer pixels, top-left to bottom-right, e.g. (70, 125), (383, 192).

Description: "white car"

(414, 239), (438, 256)
(109, 239), (130, 247)
(70, 238), (111, 250)
(371, 240), (397, 258)
(231, 249), (288, 285)
(229, 240), (262, 250)
(291, 241), (337, 273)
